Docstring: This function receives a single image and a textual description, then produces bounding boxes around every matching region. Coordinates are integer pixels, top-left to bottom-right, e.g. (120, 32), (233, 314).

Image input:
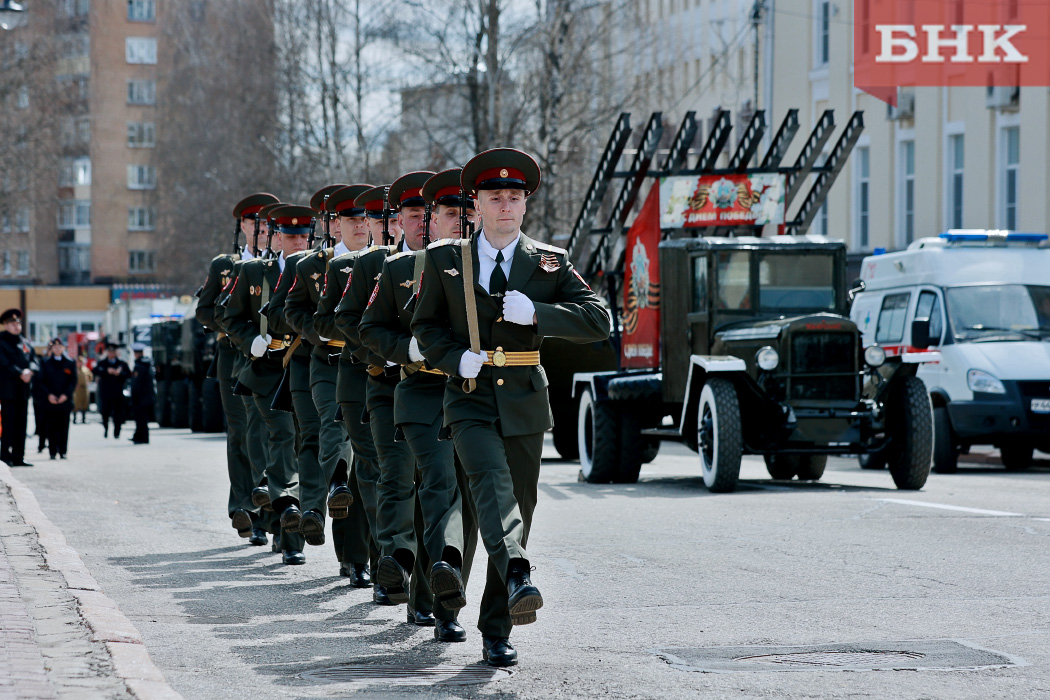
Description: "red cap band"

(363, 199), (384, 212)
(475, 167), (526, 187)
(399, 187), (423, 203)
(435, 186), (461, 200)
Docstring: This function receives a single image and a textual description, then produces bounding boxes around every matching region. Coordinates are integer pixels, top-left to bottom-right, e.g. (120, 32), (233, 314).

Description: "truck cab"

(851, 230), (1050, 472)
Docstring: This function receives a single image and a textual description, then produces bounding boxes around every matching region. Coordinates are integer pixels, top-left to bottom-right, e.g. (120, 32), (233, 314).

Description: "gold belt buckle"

(491, 346), (507, 367)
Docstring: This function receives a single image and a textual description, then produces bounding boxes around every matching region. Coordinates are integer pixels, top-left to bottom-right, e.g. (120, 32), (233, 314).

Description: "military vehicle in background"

(151, 318), (223, 432)
(552, 108), (935, 492)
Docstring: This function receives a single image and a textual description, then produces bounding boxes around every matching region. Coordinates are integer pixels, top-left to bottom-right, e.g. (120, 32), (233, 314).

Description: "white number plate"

(1031, 399), (1050, 414)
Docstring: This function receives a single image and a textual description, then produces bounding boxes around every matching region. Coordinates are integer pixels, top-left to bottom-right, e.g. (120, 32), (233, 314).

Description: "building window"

(125, 37), (157, 65)
(16, 85), (29, 109)
(127, 121), (155, 147)
(129, 250), (156, 274)
(898, 139), (915, 247)
(1000, 126), (1019, 230)
(58, 200), (91, 229)
(58, 0), (90, 17)
(816, 0), (830, 65)
(0, 213), (10, 234)
(58, 33), (90, 59)
(15, 208), (29, 233)
(16, 251), (29, 277)
(127, 165), (157, 190)
(128, 206), (156, 231)
(856, 146), (870, 248)
(127, 0), (155, 21)
(127, 79), (156, 105)
(58, 243), (91, 284)
(946, 134), (964, 229)
(2, 252), (9, 276)
(60, 157), (92, 187)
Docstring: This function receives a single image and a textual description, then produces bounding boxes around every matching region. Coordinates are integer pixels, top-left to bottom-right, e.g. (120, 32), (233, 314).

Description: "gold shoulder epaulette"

(530, 240), (567, 255)
(386, 250), (416, 262)
(427, 238), (459, 250)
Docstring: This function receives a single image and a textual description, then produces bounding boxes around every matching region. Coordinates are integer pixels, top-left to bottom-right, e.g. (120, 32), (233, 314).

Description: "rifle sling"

(460, 239), (480, 394)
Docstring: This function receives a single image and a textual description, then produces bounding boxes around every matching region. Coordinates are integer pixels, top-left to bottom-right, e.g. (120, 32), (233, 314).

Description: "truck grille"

(789, 332), (857, 401)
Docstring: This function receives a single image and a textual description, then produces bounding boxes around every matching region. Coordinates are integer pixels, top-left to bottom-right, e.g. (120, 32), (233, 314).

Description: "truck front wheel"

(697, 378), (742, 493)
(887, 376), (933, 490)
(577, 388), (620, 483)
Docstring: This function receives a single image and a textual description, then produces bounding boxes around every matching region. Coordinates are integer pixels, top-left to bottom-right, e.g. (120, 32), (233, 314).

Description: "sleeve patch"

(573, 269), (592, 291)
(367, 281), (381, 308)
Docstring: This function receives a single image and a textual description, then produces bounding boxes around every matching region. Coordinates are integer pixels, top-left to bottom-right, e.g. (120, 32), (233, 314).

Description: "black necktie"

(490, 250), (507, 297)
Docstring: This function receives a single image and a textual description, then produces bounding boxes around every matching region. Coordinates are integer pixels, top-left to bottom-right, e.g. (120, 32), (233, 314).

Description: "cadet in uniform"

(38, 337), (76, 460)
(223, 204), (312, 565)
(313, 188), (383, 591)
(0, 308), (38, 467)
(335, 183), (435, 622)
(412, 149), (611, 666)
(284, 184), (374, 585)
(93, 343), (131, 439)
(197, 193), (278, 545)
(359, 169), (480, 642)
(129, 343), (155, 444)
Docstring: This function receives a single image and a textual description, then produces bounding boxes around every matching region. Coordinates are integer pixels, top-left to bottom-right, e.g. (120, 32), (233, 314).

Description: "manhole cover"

(735, 651), (926, 667)
(299, 663), (512, 686)
(654, 640), (1027, 673)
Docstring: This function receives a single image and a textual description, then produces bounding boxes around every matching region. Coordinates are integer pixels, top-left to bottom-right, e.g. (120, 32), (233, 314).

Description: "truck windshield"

(946, 285), (1050, 342)
(756, 253), (836, 311)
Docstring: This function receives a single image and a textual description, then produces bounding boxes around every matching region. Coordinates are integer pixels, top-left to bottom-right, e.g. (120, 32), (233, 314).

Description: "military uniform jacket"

(215, 258), (252, 381)
(0, 331), (38, 401)
(222, 257), (286, 395)
(130, 356), (156, 408)
(334, 244), (401, 369)
(411, 232), (610, 437)
(359, 250), (444, 427)
(92, 358), (131, 403)
(195, 253), (237, 334)
(315, 249), (368, 404)
(265, 250), (311, 361)
(286, 247), (334, 356)
(39, 354), (77, 401)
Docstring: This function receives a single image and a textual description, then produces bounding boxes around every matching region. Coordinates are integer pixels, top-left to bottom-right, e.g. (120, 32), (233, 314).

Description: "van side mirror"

(847, 278), (866, 304)
(911, 317), (932, 349)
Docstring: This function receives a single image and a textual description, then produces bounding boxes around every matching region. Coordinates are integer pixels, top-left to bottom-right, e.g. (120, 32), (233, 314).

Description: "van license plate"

(1031, 399), (1050, 414)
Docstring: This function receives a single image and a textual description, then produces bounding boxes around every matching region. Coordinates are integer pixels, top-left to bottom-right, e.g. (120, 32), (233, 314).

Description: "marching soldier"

(93, 343), (131, 439)
(284, 184), (375, 585)
(196, 193), (278, 545)
(334, 182), (435, 622)
(313, 189), (384, 592)
(412, 149), (611, 666)
(0, 308), (38, 467)
(359, 169), (480, 642)
(223, 204), (313, 565)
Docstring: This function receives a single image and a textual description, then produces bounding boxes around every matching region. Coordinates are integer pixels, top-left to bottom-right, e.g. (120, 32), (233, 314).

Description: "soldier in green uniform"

(223, 204), (314, 565)
(282, 184), (372, 585)
(412, 149), (611, 666)
(312, 189), (383, 591)
(359, 169), (481, 642)
(197, 193), (278, 546)
(334, 183), (435, 622)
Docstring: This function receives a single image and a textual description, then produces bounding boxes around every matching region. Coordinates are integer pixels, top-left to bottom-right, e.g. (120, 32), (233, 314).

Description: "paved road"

(15, 421), (1050, 699)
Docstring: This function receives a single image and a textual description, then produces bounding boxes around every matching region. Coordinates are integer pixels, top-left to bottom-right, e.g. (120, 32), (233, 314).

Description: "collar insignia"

(539, 254), (561, 272)
(444, 268), (460, 277)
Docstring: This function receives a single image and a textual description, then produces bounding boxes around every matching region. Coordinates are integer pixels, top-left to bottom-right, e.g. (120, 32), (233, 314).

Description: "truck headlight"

(756, 346), (779, 371)
(863, 345), (886, 367)
(967, 369), (1006, 394)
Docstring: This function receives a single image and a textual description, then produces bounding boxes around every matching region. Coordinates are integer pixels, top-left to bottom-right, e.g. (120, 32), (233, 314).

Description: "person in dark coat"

(129, 343), (155, 444)
(92, 343), (131, 438)
(0, 308), (39, 467)
(38, 337), (77, 460)
(32, 360), (49, 454)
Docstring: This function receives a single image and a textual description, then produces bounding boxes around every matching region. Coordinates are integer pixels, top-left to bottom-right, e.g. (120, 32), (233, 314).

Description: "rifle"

(251, 215), (262, 257)
(232, 218), (242, 255)
(422, 203), (432, 248)
(382, 186), (392, 246)
(459, 187), (475, 240)
(321, 196), (333, 248)
(263, 217), (276, 259)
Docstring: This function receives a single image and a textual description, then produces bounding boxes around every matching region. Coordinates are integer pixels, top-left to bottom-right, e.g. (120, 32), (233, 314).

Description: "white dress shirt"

(333, 240), (349, 257)
(240, 248), (254, 261)
(477, 230), (519, 293)
(277, 252), (285, 273)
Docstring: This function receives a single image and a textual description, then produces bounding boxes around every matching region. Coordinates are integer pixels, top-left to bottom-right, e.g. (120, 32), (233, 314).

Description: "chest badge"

(444, 268), (460, 277)
(400, 279), (415, 288)
(310, 272), (322, 280)
(539, 254), (561, 273)
(339, 266), (351, 274)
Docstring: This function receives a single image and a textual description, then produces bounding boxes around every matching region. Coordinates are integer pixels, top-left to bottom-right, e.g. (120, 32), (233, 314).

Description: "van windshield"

(945, 285), (1050, 342)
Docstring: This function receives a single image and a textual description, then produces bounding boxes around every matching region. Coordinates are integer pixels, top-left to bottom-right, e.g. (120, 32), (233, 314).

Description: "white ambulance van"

(850, 230), (1050, 473)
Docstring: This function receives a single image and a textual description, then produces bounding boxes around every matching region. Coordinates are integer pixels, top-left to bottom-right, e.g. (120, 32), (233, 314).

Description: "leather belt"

(482, 347), (540, 367)
(326, 339), (345, 348)
(366, 365), (384, 377)
(402, 361), (445, 377)
(268, 338), (290, 350)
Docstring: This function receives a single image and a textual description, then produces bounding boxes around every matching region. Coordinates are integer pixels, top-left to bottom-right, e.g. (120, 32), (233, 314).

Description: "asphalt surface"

(14, 419), (1050, 699)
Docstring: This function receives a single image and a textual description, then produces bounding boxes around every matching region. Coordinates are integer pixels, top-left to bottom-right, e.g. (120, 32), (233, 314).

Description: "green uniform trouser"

(450, 420), (543, 638)
(368, 374), (433, 613)
(338, 360), (381, 573)
(312, 354), (371, 565)
(240, 395), (268, 487)
(217, 342), (254, 517)
(254, 384), (305, 551)
(289, 355), (324, 515)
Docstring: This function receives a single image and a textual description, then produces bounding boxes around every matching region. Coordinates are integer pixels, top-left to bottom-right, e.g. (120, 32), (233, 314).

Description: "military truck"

(572, 235), (934, 492)
(179, 318), (223, 433)
(556, 108), (934, 492)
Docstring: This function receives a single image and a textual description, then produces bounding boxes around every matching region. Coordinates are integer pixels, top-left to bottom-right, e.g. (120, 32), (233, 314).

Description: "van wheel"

(577, 388), (619, 483)
(795, 455), (828, 481)
(1000, 442), (1034, 471)
(932, 406), (959, 474)
(764, 454), (797, 480)
(697, 379), (742, 493)
(859, 452), (886, 470)
(887, 377), (933, 490)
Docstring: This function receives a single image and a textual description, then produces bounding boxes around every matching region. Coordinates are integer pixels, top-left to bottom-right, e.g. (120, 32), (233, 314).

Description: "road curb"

(0, 462), (184, 700)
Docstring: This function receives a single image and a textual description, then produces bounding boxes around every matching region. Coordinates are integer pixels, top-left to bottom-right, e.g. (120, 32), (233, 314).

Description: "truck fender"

(570, 371), (614, 400)
(678, 355), (746, 448)
(927, 387), (951, 409)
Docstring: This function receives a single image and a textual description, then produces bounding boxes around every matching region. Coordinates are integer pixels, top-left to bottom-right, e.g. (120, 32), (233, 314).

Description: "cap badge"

(499, 169), (509, 178)
(444, 268), (460, 277)
(539, 254), (561, 272)
(291, 218), (298, 225)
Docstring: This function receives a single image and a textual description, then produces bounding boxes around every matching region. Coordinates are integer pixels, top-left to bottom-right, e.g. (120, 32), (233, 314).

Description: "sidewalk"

(0, 462), (181, 700)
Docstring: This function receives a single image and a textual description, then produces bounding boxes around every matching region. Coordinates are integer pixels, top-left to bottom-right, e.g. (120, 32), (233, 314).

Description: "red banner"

(621, 186), (661, 369)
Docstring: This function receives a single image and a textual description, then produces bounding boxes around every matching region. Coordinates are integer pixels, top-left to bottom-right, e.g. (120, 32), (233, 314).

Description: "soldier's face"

(4, 319), (20, 334)
(341, 215), (370, 251)
(366, 217), (385, 242)
(240, 217), (256, 239)
(433, 205), (476, 238)
(476, 189), (525, 237)
(399, 206), (427, 251)
(328, 217), (342, 242)
(278, 231), (309, 255)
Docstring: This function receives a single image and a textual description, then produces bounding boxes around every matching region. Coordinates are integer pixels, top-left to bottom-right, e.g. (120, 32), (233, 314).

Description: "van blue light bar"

(939, 230), (1048, 244)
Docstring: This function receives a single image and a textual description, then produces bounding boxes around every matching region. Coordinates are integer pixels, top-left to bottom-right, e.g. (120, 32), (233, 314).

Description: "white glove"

(457, 349), (485, 379)
(408, 337), (424, 362)
(250, 334), (271, 358)
(503, 290), (536, 326)
(318, 335), (331, 342)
